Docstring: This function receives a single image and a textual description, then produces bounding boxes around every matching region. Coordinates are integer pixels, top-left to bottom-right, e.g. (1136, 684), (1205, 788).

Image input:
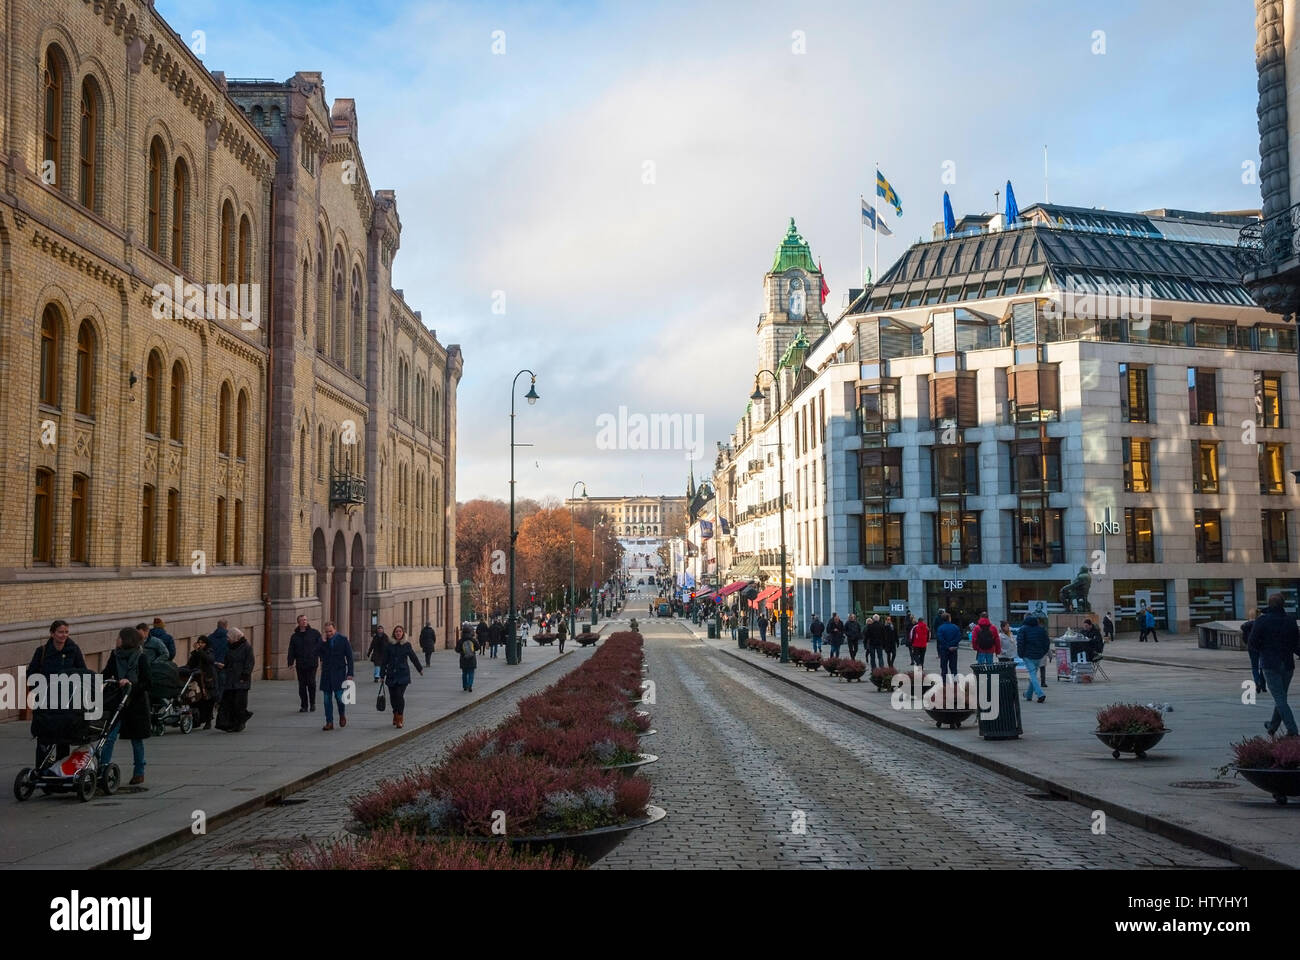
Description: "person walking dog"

(382, 625), (423, 729)
(319, 621), (354, 731)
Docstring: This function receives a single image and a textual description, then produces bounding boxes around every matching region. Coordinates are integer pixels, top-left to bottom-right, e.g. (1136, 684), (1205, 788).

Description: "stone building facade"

(0, 0), (459, 702)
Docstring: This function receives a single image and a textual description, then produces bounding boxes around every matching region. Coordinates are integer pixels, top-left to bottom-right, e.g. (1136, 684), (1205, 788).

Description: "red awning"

(717, 580), (747, 598)
(755, 586), (780, 603)
(696, 589), (717, 601)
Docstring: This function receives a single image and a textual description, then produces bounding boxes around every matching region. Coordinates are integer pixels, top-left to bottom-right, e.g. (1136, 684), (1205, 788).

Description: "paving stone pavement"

(594, 624), (1235, 869)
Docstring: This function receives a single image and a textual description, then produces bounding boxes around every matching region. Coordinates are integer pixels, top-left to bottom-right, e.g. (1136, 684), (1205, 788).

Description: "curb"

(677, 622), (1286, 870)
(96, 650), (575, 870)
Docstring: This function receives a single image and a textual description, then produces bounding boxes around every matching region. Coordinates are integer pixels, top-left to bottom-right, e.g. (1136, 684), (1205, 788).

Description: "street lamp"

(508, 370), (540, 665)
(570, 481), (588, 639)
(751, 369), (790, 663)
(591, 519), (603, 626)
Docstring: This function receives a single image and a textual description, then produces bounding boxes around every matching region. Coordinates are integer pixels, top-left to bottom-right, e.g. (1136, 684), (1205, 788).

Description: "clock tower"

(756, 219), (830, 403)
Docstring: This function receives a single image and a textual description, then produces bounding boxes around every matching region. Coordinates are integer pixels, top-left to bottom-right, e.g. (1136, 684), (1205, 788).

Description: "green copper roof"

(777, 329), (811, 371)
(771, 218), (818, 273)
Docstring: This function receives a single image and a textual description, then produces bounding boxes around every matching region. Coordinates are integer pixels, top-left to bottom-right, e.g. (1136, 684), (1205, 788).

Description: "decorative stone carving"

(73, 430), (92, 460)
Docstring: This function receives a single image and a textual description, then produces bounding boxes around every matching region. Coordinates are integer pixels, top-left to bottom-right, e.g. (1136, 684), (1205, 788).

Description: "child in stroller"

(14, 679), (133, 802)
(150, 670), (199, 736)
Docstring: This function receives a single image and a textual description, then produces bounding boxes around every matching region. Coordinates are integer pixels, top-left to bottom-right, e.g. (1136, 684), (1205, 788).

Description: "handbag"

(376, 687), (386, 712)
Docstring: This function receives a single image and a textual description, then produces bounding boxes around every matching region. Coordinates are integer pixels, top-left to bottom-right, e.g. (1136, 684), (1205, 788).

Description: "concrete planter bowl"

(603, 753), (658, 775)
(1235, 768), (1300, 804)
(1094, 728), (1168, 759)
(925, 707), (975, 729)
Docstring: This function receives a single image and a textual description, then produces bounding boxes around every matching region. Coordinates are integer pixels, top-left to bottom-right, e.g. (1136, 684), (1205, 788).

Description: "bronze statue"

(1059, 566), (1092, 612)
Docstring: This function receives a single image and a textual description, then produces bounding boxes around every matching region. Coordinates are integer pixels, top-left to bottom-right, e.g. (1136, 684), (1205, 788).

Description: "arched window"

(147, 137), (164, 254)
(238, 215), (251, 286)
(233, 498), (244, 565)
(219, 200), (235, 285)
(329, 431), (337, 474)
(215, 496), (227, 564)
(299, 426), (307, 496)
(316, 424), (324, 479)
(33, 468), (55, 563)
(165, 487), (179, 564)
(350, 265), (363, 377)
(42, 48), (65, 189)
(144, 349), (162, 434)
(79, 78), (100, 210)
(301, 257), (310, 338)
(171, 160), (188, 269)
(141, 484), (156, 564)
(39, 305), (61, 407)
(316, 228), (327, 353)
(332, 248), (345, 365)
(218, 382), (231, 455)
(236, 389), (248, 459)
(169, 360), (184, 441)
(75, 320), (95, 416)
(70, 474), (89, 563)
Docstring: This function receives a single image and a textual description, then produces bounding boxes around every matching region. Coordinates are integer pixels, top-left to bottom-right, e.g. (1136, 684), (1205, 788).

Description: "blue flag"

(1005, 180), (1019, 223)
(701, 519), (714, 539)
(943, 191), (956, 236)
(876, 169), (902, 217)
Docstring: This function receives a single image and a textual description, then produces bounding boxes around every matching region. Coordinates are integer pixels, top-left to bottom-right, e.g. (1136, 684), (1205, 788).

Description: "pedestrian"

(758, 609), (768, 644)
(319, 621), (354, 731)
(827, 613), (845, 658)
(936, 612), (962, 680)
(998, 620), (1016, 661)
(845, 613), (863, 661)
(368, 626), (389, 682)
(382, 625), (423, 729)
(216, 627), (254, 732)
(883, 617), (898, 667)
(147, 617), (176, 660)
(185, 636), (218, 730)
(475, 618), (489, 657)
(456, 628), (479, 692)
(1080, 618), (1104, 662)
(28, 619), (87, 770)
(558, 617), (568, 653)
(209, 617), (230, 705)
(138, 621), (170, 662)
(101, 626), (152, 785)
(287, 614), (322, 713)
(809, 613), (825, 653)
(1144, 608), (1159, 643)
(1243, 608), (1266, 695)
(419, 621), (437, 667)
(1102, 612), (1115, 643)
(1016, 614), (1050, 703)
(1252, 593), (1299, 737)
(972, 612), (1000, 666)
(909, 617), (929, 667)
(864, 615), (884, 670)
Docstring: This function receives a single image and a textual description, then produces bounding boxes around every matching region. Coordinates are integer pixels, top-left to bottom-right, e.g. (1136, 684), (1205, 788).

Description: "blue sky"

(157, 0), (1263, 503)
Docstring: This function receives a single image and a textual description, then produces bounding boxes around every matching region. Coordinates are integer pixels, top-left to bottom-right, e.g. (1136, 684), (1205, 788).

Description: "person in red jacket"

(909, 617), (929, 667)
(971, 613), (1002, 665)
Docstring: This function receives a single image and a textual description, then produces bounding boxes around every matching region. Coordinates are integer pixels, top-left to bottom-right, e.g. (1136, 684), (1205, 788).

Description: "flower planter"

(603, 753), (658, 775)
(1094, 728), (1168, 759)
(840, 670), (865, 682)
(637, 728), (657, 738)
(803, 661), (822, 672)
(926, 707), (975, 729)
(1235, 768), (1300, 804)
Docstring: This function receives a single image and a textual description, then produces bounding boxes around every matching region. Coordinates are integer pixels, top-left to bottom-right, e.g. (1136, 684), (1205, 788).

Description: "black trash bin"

(973, 660), (1022, 740)
(707, 622), (717, 639)
(737, 626), (749, 650)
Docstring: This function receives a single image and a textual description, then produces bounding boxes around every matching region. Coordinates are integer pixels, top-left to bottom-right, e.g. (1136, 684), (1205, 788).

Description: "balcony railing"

(1237, 202), (1300, 276)
(330, 472), (367, 509)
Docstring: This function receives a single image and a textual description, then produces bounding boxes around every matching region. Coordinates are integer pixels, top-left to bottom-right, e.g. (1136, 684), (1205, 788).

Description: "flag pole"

(873, 164), (880, 293)
(859, 193), (864, 288)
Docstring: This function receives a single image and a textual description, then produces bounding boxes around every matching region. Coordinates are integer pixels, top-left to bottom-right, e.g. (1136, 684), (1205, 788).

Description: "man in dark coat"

(287, 614), (323, 712)
(102, 626), (153, 785)
(367, 626), (389, 683)
(476, 619), (490, 654)
(1017, 615), (1050, 703)
(28, 620), (88, 769)
(319, 621), (354, 731)
(489, 619), (504, 659)
(809, 614), (824, 653)
(1253, 593), (1300, 737)
(208, 618), (230, 704)
(845, 614), (863, 662)
(217, 630), (255, 732)
(882, 618), (899, 667)
(147, 618), (176, 660)
(864, 615), (885, 670)
(419, 622), (437, 666)
(826, 613), (845, 658)
(185, 636), (218, 729)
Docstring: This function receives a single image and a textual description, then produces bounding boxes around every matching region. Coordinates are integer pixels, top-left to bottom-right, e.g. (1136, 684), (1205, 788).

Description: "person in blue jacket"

(935, 612), (962, 681)
(1017, 614), (1050, 703)
(381, 625), (423, 729)
(147, 618), (176, 660)
(319, 620), (354, 731)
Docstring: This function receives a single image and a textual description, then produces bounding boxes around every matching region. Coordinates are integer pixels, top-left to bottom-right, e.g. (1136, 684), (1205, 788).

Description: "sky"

(157, 0), (1263, 504)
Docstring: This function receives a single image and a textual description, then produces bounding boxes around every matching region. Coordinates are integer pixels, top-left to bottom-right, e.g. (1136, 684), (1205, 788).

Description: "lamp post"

(592, 519), (602, 625)
(751, 369), (789, 663)
(508, 370), (540, 665)
(569, 481), (588, 639)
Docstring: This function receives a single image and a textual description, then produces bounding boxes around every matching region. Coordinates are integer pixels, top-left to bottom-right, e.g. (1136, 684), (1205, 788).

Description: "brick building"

(0, 0), (460, 702)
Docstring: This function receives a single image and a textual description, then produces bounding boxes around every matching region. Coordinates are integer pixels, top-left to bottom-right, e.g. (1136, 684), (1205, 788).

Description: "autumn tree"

(456, 499), (509, 574)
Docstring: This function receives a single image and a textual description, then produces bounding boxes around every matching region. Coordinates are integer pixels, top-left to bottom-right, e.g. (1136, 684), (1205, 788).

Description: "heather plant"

(1096, 704), (1165, 734)
(281, 828), (581, 870)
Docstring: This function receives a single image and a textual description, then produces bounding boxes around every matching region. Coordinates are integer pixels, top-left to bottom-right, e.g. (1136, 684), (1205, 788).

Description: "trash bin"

(707, 622), (717, 639)
(737, 626), (749, 650)
(973, 660), (1022, 740)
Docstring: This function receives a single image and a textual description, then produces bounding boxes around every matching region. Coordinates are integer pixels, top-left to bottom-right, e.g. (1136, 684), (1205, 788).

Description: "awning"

(755, 586), (781, 603)
(717, 580), (747, 598)
(695, 589), (717, 601)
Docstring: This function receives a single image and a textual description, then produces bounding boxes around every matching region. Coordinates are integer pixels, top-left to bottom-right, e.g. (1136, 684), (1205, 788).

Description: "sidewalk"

(0, 642), (575, 869)
(677, 621), (1298, 869)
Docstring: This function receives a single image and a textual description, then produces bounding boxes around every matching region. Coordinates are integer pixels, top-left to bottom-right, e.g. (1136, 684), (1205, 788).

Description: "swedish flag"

(876, 169), (902, 217)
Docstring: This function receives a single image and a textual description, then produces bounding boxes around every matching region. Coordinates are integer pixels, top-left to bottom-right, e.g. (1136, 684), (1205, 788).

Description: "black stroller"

(14, 679), (132, 802)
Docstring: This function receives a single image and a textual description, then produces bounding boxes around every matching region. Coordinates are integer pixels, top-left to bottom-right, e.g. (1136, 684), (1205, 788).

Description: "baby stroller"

(14, 679), (132, 802)
(151, 669), (199, 736)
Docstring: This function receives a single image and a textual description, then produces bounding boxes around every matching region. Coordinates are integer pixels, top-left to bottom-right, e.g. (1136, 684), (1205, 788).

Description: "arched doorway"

(350, 532), (365, 651)
(331, 531), (348, 642)
(312, 528), (328, 623)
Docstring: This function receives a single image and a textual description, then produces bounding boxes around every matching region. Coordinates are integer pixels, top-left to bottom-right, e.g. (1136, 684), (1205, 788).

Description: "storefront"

(1003, 579), (1069, 627)
(1187, 579), (1238, 626)
(1113, 579), (1168, 632)
(1256, 579), (1300, 615)
(923, 579), (988, 634)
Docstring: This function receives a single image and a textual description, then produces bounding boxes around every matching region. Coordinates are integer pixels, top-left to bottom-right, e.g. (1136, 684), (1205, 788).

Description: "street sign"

(889, 600), (906, 614)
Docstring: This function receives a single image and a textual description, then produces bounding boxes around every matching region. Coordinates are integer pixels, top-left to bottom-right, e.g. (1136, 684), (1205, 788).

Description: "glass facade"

(1113, 580), (1168, 631)
(923, 579), (988, 634)
(1187, 579), (1237, 626)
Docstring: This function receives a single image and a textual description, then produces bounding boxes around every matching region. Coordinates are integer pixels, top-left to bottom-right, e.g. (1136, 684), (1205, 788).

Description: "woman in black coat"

(217, 630), (255, 732)
(185, 636), (219, 729)
(102, 626), (152, 785)
(382, 625), (423, 729)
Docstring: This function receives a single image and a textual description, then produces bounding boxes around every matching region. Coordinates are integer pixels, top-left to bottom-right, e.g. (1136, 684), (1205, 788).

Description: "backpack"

(975, 622), (996, 652)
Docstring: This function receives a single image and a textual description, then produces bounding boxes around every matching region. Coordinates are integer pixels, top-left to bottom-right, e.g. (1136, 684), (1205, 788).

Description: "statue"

(1059, 566), (1092, 613)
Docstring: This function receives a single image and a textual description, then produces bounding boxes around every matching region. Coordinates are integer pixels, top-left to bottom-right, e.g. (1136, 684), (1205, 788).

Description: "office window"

(933, 444), (979, 496)
(1009, 438), (1061, 494)
(1012, 502), (1064, 565)
(1193, 321), (1234, 349)
(1119, 363), (1150, 423)
(1260, 443), (1286, 495)
(860, 448), (902, 499)
(1124, 507), (1155, 563)
(166, 488), (180, 565)
(34, 469), (55, 563)
(935, 503), (981, 565)
(862, 507), (903, 566)
(1194, 441), (1219, 493)
(1188, 368), (1218, 425)
(1256, 373), (1283, 428)
(141, 485), (156, 564)
(70, 474), (88, 563)
(858, 382), (900, 434)
(1263, 510), (1290, 563)
(929, 373), (978, 429)
(1007, 366), (1060, 423)
(1194, 508), (1223, 563)
(1123, 438), (1152, 492)
(1258, 326), (1298, 354)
